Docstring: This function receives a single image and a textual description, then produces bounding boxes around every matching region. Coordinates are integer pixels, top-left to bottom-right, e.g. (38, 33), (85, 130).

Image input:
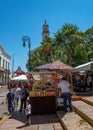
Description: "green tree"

(84, 26), (93, 61)
(26, 24), (93, 70)
(85, 26), (93, 44)
(54, 23), (84, 66)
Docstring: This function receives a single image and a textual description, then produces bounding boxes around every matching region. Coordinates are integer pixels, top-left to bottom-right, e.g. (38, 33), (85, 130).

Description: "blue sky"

(0, 0), (93, 72)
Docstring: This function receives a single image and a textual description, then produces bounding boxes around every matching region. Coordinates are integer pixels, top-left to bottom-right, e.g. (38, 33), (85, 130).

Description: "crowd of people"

(6, 81), (32, 126)
(5, 71), (93, 128)
(6, 74), (73, 122)
(7, 72), (93, 125)
(73, 72), (93, 91)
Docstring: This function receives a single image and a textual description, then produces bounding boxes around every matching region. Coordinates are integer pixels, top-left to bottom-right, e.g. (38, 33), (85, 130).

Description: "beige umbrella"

(36, 60), (76, 92)
(36, 60), (76, 72)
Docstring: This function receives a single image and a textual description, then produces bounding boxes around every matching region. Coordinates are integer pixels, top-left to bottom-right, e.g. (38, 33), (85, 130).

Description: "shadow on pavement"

(10, 110), (59, 125)
(9, 110), (26, 123)
(16, 125), (26, 129)
(32, 114), (59, 124)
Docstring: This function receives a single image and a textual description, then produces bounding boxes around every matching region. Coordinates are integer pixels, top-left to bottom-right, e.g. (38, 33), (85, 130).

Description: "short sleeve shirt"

(20, 89), (26, 99)
(7, 92), (15, 104)
(26, 104), (31, 115)
(57, 80), (70, 93)
(14, 87), (21, 98)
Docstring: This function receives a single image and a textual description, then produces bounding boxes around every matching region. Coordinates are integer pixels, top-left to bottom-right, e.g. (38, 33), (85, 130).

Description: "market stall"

(36, 60), (76, 91)
(35, 60), (76, 111)
(29, 71), (57, 114)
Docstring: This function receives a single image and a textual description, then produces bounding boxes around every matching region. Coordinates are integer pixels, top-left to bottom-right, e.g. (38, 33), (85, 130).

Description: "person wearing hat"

(57, 77), (73, 112)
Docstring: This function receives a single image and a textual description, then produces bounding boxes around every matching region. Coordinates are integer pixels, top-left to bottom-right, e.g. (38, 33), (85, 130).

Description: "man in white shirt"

(14, 84), (21, 110)
(57, 77), (73, 112)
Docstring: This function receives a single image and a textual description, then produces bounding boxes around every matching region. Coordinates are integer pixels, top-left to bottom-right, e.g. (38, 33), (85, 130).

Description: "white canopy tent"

(75, 61), (93, 72)
(11, 74), (28, 81)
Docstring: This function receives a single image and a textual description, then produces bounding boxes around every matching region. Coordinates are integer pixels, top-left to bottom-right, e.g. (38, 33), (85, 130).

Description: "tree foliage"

(26, 23), (93, 71)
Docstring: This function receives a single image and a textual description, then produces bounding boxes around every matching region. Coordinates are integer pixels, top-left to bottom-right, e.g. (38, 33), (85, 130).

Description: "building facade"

(0, 44), (11, 85)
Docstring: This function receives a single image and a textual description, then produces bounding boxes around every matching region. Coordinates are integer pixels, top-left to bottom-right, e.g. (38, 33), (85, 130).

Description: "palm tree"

(27, 24), (93, 69)
(41, 37), (56, 63)
(85, 26), (93, 44)
(54, 23), (83, 66)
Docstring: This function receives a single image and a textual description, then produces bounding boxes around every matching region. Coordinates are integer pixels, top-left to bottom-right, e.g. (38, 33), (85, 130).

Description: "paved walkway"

(1, 98), (93, 130)
(0, 110), (63, 130)
(0, 87), (8, 119)
(0, 102), (8, 119)
(1, 88), (93, 130)
(0, 87), (63, 130)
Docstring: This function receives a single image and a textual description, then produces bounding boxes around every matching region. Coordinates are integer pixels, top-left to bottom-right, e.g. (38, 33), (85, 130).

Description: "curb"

(73, 105), (93, 127)
(81, 98), (93, 106)
(56, 111), (67, 130)
(0, 115), (8, 124)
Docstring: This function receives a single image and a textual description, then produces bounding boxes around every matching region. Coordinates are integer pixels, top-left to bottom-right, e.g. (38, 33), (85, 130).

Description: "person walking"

(14, 84), (21, 110)
(25, 99), (32, 126)
(57, 77), (73, 112)
(19, 85), (27, 113)
(6, 88), (15, 116)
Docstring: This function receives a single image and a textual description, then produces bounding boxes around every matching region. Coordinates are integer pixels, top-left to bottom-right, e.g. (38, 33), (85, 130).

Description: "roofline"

(75, 61), (93, 69)
(0, 43), (11, 59)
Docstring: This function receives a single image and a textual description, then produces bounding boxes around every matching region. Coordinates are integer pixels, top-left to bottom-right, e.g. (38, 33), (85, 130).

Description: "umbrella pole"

(70, 73), (73, 94)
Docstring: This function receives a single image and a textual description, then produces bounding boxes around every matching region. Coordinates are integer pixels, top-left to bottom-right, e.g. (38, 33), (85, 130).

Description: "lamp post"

(22, 36), (31, 72)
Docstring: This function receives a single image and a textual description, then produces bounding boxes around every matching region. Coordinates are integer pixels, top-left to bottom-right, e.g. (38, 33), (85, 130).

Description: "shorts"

(26, 114), (31, 121)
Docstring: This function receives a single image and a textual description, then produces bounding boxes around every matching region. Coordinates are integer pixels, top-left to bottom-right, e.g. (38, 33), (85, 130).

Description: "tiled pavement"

(0, 87), (63, 130)
(0, 103), (8, 119)
(0, 110), (63, 130)
(1, 88), (93, 130)
(0, 87), (8, 119)
(1, 98), (93, 130)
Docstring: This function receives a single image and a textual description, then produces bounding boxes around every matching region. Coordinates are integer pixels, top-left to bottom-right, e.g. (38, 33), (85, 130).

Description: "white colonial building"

(0, 44), (11, 85)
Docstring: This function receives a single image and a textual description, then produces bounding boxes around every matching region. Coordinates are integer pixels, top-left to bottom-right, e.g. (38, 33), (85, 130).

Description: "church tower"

(42, 20), (50, 41)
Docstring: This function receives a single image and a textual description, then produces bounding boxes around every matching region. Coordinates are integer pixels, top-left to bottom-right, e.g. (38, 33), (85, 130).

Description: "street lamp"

(22, 36), (31, 72)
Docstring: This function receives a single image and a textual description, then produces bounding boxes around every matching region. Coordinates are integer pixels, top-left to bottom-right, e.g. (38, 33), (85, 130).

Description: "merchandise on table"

(29, 72), (57, 97)
(29, 86), (56, 97)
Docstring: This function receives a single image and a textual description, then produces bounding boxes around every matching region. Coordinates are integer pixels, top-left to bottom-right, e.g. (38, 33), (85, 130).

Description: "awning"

(11, 74), (28, 81)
